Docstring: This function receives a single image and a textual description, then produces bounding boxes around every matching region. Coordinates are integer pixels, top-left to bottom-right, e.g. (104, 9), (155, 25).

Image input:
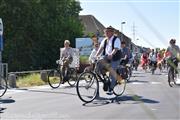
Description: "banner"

(75, 37), (104, 64)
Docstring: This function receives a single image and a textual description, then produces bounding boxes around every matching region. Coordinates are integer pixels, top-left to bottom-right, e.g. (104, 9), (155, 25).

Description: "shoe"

(106, 91), (113, 95)
(61, 80), (65, 84)
(103, 83), (108, 91)
(106, 88), (113, 95)
(61, 77), (68, 84)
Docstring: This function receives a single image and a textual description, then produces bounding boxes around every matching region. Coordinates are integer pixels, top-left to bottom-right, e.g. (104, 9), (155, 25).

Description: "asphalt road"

(0, 68), (180, 120)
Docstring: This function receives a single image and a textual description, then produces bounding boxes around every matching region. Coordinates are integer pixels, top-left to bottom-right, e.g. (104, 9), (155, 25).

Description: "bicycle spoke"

(67, 68), (77, 87)
(113, 79), (126, 96)
(76, 72), (98, 103)
(48, 70), (62, 88)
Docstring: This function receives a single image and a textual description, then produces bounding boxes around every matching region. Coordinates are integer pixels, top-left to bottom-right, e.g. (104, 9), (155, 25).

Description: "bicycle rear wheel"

(126, 66), (132, 82)
(113, 79), (126, 96)
(67, 68), (77, 87)
(48, 69), (62, 88)
(76, 72), (99, 103)
(0, 76), (7, 97)
(168, 68), (177, 87)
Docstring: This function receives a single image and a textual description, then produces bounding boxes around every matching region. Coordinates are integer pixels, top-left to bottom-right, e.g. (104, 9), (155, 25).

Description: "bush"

(16, 73), (46, 87)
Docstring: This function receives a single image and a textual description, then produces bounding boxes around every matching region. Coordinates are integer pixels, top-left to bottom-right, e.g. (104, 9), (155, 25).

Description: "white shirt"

(100, 36), (121, 55)
(61, 47), (73, 59)
(149, 52), (157, 62)
(89, 48), (98, 64)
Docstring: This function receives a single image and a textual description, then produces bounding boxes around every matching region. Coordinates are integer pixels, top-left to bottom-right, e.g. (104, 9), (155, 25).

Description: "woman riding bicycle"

(60, 40), (73, 82)
(140, 52), (148, 70)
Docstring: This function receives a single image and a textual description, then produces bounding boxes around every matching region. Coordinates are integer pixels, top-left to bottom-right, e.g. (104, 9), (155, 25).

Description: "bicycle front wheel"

(67, 68), (77, 87)
(48, 70), (62, 88)
(113, 79), (126, 96)
(168, 68), (177, 87)
(0, 76), (7, 97)
(76, 72), (99, 103)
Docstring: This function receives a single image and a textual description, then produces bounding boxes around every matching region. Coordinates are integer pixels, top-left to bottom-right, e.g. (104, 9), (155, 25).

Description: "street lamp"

(121, 21), (126, 33)
(121, 21), (126, 41)
(136, 38), (139, 45)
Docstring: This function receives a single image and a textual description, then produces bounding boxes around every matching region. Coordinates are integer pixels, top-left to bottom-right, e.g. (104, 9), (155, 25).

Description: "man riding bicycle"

(95, 26), (121, 95)
(149, 49), (157, 71)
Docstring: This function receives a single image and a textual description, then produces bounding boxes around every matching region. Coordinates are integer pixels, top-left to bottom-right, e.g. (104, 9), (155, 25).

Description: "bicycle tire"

(168, 70), (173, 87)
(113, 79), (126, 96)
(76, 72), (99, 103)
(168, 67), (176, 87)
(0, 76), (7, 97)
(48, 69), (62, 88)
(67, 68), (77, 87)
(126, 67), (132, 82)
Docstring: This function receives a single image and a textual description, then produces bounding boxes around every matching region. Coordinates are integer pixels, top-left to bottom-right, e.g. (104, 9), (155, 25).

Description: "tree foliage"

(0, 0), (83, 71)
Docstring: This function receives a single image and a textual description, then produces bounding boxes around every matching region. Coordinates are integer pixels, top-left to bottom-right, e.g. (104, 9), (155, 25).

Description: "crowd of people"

(60, 26), (180, 94)
(140, 39), (180, 74)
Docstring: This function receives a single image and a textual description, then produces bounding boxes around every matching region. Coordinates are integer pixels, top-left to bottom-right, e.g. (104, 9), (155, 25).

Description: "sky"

(77, 0), (179, 49)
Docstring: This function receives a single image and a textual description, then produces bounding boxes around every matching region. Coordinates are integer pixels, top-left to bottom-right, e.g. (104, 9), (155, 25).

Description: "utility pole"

(0, 18), (3, 77)
(132, 22), (139, 53)
(121, 21), (126, 41)
(132, 22), (136, 45)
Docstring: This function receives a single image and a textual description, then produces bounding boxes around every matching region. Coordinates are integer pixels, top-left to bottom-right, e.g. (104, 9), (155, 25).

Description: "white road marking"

(151, 82), (162, 84)
(131, 82), (145, 85)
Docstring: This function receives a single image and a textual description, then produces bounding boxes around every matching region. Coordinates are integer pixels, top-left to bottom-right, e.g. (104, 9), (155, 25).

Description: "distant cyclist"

(61, 40), (73, 67)
(149, 49), (157, 70)
(140, 51), (148, 70)
(157, 50), (163, 71)
(60, 40), (73, 82)
(120, 41), (130, 65)
(165, 39), (180, 75)
(84, 42), (100, 72)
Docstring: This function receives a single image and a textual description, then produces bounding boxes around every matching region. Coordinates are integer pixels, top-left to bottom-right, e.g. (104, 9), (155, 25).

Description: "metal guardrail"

(8, 69), (52, 75)
(7, 69), (52, 88)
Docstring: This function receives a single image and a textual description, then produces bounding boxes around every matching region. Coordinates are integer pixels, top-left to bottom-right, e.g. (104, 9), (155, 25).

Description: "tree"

(0, 0), (83, 71)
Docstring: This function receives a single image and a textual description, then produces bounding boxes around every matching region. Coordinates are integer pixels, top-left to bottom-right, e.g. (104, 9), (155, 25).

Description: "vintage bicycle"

(47, 59), (78, 88)
(76, 58), (127, 103)
(48, 48), (79, 89)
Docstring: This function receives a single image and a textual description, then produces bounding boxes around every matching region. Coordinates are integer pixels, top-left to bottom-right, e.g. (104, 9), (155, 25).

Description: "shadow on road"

(127, 80), (149, 83)
(0, 97), (15, 113)
(26, 87), (78, 97)
(0, 97), (15, 104)
(114, 94), (159, 104)
(0, 107), (6, 113)
(83, 94), (159, 107)
(131, 75), (146, 77)
(28, 89), (78, 96)
(12, 86), (78, 96)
